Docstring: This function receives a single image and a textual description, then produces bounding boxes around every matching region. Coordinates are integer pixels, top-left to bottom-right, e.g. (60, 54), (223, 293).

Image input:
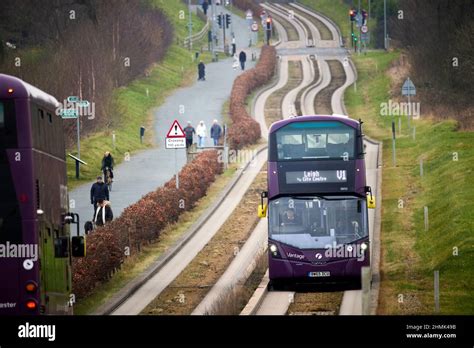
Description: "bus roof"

(0, 73), (60, 107)
(269, 115), (360, 133)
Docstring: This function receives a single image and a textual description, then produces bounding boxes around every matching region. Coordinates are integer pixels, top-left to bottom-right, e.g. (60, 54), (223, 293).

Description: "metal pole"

(398, 117), (401, 136)
(76, 116), (80, 159)
(222, 13), (226, 52)
(368, 0), (371, 21)
(434, 270), (440, 313)
(420, 158), (423, 177)
(175, 148), (179, 189)
(229, 0), (234, 37)
(358, 0), (361, 54)
(392, 120), (396, 166)
(384, 0), (387, 50)
(211, 0), (215, 56)
(112, 131), (116, 150)
(188, 0), (193, 50)
(351, 21), (354, 48)
(424, 206), (429, 231)
(407, 93), (411, 130)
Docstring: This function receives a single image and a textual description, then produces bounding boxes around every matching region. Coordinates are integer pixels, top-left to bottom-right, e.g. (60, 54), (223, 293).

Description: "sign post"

(246, 9), (253, 46)
(402, 77), (416, 130)
(60, 96), (90, 178)
(166, 120), (186, 189)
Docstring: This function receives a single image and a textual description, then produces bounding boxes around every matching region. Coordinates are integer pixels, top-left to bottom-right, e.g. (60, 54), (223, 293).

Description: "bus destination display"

(286, 170), (347, 184)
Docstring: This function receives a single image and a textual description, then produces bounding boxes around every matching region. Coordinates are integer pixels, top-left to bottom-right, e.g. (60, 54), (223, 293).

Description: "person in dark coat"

(101, 151), (115, 179)
(93, 199), (113, 227)
(239, 50), (247, 70)
(198, 61), (206, 81)
(210, 119), (222, 146)
(90, 176), (109, 216)
(202, 0), (209, 15)
(184, 121), (196, 149)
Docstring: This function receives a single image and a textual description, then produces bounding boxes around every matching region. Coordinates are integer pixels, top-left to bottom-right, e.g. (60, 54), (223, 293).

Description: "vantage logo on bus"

(286, 170), (347, 184)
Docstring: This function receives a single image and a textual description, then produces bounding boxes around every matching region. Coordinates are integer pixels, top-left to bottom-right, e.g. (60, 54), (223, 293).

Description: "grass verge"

(345, 50), (474, 314)
(67, 0), (210, 189)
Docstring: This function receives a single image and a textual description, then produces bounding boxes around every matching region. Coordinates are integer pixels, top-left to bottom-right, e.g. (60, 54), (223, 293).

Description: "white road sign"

(402, 78), (416, 96)
(166, 120), (186, 149)
(166, 138), (186, 149)
(251, 22), (259, 32)
(246, 10), (253, 20)
(361, 25), (368, 33)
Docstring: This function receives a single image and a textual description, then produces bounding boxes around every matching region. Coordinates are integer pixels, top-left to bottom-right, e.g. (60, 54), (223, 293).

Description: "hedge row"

(72, 150), (223, 299)
(228, 45), (277, 149)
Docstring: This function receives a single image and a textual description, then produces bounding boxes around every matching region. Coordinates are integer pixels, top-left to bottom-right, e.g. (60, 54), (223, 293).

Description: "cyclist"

(101, 151), (115, 180)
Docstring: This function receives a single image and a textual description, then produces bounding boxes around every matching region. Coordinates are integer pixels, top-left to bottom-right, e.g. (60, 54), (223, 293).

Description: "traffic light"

(349, 8), (357, 21)
(361, 9), (368, 25)
(266, 17), (272, 30)
(217, 13), (222, 28)
(225, 14), (231, 29)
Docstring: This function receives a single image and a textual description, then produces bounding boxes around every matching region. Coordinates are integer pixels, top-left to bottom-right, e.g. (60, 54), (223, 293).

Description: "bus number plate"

(308, 271), (330, 277)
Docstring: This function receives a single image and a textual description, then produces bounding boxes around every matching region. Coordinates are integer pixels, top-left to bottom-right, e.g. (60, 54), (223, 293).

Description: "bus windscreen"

(275, 121), (355, 161)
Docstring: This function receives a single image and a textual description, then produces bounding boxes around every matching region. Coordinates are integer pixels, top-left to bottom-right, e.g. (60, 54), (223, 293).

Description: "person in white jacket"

(232, 54), (239, 70)
(196, 120), (207, 148)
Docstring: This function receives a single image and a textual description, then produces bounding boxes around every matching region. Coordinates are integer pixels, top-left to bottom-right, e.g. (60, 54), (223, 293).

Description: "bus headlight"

(361, 243), (368, 251)
(270, 244), (278, 253)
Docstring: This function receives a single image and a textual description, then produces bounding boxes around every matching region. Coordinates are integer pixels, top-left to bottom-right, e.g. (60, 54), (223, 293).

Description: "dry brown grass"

(142, 171), (267, 315)
(314, 60), (345, 114)
(265, 60), (303, 125)
(206, 252), (268, 315)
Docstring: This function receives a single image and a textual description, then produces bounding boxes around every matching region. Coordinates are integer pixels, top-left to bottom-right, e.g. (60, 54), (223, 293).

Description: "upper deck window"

(0, 99), (21, 243)
(275, 121), (356, 161)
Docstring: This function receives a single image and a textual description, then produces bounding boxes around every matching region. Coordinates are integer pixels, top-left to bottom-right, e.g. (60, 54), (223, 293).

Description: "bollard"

(434, 270), (440, 313)
(140, 126), (145, 144)
(424, 206), (429, 231)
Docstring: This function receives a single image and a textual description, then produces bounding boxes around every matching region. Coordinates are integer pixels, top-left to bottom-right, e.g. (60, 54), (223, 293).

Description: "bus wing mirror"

(72, 236), (86, 257)
(258, 191), (268, 218)
(54, 236), (69, 258)
(367, 194), (376, 209)
(258, 204), (267, 218)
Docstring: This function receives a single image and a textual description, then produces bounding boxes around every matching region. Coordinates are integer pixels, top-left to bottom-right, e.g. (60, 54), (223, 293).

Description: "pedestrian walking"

(93, 199), (113, 227)
(210, 119), (222, 146)
(239, 50), (247, 70)
(184, 121), (196, 149)
(90, 176), (109, 216)
(198, 61), (206, 81)
(202, 0), (209, 15)
(196, 120), (207, 148)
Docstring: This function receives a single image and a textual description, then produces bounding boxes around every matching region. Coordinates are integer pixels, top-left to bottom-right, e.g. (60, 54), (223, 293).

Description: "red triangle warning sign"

(166, 120), (185, 138)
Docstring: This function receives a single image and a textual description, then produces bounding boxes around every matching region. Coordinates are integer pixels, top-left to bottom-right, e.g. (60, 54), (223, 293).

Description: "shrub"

(228, 45), (277, 149)
(72, 150), (222, 299)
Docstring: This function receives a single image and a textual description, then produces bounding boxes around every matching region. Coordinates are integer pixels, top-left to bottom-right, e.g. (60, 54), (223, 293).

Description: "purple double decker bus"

(258, 115), (375, 289)
(0, 74), (84, 315)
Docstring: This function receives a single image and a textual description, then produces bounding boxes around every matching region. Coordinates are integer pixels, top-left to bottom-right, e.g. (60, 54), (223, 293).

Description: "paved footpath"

(70, 7), (257, 229)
